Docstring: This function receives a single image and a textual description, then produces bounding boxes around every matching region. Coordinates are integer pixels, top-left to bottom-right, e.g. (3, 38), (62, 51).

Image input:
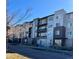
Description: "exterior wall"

(47, 15), (54, 47)
(8, 27), (15, 39)
(53, 9), (66, 27)
(31, 19), (38, 38)
(14, 25), (23, 39)
(52, 9), (66, 47)
(46, 9), (73, 48)
(21, 22), (32, 38)
(37, 39), (47, 47)
(65, 13), (73, 48)
(47, 9), (67, 47)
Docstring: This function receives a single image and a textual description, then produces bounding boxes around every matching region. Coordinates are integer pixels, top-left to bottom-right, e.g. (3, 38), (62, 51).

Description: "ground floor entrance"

(54, 39), (62, 47)
(53, 39), (65, 48)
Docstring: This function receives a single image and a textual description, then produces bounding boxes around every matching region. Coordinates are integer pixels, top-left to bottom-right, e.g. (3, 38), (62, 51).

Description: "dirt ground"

(6, 53), (31, 59)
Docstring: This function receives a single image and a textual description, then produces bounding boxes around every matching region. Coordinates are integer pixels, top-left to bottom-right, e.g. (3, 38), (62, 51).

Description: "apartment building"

(8, 9), (73, 48)
(14, 22), (32, 38)
(8, 22), (32, 43)
(8, 26), (15, 39)
(31, 9), (73, 48)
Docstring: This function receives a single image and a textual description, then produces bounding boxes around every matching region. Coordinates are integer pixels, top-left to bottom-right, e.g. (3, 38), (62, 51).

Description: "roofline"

(39, 14), (54, 19)
(15, 11), (73, 26)
(66, 12), (73, 14)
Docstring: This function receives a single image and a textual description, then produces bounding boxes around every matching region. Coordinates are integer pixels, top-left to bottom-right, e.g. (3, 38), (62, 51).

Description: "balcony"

(37, 36), (47, 39)
(53, 26), (67, 39)
(38, 22), (47, 26)
(37, 28), (47, 33)
(38, 18), (47, 26)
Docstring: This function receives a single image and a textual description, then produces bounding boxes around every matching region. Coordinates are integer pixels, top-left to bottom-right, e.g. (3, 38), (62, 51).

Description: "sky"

(7, 0), (73, 25)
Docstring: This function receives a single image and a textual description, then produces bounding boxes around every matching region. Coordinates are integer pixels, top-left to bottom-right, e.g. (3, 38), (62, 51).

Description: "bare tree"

(12, 8), (32, 26)
(6, 8), (32, 40)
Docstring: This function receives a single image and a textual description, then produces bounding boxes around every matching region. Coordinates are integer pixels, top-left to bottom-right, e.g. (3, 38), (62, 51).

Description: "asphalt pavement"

(7, 44), (73, 59)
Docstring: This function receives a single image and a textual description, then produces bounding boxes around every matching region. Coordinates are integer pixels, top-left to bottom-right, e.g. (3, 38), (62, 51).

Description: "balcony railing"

(38, 23), (47, 27)
(37, 28), (47, 33)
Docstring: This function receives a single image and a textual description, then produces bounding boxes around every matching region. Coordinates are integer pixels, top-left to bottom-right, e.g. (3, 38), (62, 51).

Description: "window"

(49, 16), (53, 21)
(55, 30), (60, 35)
(68, 23), (72, 28)
(56, 23), (60, 27)
(40, 40), (42, 45)
(26, 34), (28, 37)
(50, 40), (52, 45)
(70, 23), (72, 26)
(48, 25), (52, 28)
(25, 32), (28, 37)
(70, 32), (72, 35)
(35, 32), (37, 37)
(56, 16), (58, 19)
(35, 20), (37, 26)
(39, 32), (46, 37)
(41, 33), (46, 36)
(68, 14), (72, 19)
(35, 27), (37, 30)
(39, 26), (46, 29)
(39, 19), (47, 24)
(55, 40), (62, 47)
